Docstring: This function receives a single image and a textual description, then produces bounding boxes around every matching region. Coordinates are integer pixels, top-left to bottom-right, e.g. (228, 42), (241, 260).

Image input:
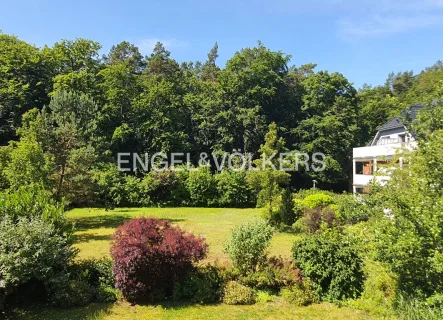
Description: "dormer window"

(398, 134), (406, 143)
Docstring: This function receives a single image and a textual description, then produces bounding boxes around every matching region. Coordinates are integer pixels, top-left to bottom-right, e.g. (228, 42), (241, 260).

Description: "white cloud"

(338, 14), (443, 39)
(137, 38), (189, 55)
(336, 0), (443, 40)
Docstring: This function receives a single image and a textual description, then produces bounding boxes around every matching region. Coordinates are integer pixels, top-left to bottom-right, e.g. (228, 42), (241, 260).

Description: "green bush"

(223, 281), (256, 305)
(173, 264), (224, 303)
(256, 290), (275, 303)
(224, 220), (274, 275)
(293, 198), (304, 220)
(215, 169), (254, 208)
(292, 230), (364, 302)
(68, 258), (119, 303)
(47, 258), (119, 307)
(395, 294), (443, 320)
(50, 277), (96, 307)
(302, 193), (335, 209)
(0, 216), (77, 305)
(92, 165), (147, 208)
(0, 185), (67, 231)
(426, 292), (443, 309)
(349, 260), (398, 317)
(292, 218), (308, 234)
(186, 166), (218, 207)
(281, 279), (319, 306)
(302, 207), (337, 233)
(278, 188), (296, 226)
(0, 145), (11, 190)
(240, 256), (301, 291)
(141, 168), (189, 206)
(335, 193), (370, 224)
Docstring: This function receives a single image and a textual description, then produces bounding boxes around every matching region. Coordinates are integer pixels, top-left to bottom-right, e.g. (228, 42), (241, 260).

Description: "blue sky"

(1, 0), (443, 88)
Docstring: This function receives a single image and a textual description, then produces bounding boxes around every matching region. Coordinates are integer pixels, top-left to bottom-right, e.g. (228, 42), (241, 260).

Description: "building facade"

(352, 105), (422, 194)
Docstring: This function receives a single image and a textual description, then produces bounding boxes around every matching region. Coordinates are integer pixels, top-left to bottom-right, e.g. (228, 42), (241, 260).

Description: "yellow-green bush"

(349, 260), (398, 317)
(222, 281), (256, 305)
(281, 279), (319, 306)
(302, 193), (335, 209)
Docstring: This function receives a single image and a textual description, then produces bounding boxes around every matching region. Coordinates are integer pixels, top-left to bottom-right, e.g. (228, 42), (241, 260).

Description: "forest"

(1, 32), (443, 207)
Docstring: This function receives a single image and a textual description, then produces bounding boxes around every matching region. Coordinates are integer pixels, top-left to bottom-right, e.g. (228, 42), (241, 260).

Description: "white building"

(352, 105), (422, 194)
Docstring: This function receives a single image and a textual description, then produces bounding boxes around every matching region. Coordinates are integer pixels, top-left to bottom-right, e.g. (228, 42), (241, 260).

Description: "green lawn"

(68, 207), (298, 262)
(16, 207), (382, 319)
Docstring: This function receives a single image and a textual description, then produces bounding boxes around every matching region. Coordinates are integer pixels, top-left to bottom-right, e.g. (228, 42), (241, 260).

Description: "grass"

(15, 207), (382, 319)
(68, 207), (299, 262)
(16, 301), (378, 320)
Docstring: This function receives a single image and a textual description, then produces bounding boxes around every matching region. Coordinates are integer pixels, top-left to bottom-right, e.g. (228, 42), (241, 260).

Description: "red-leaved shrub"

(111, 217), (208, 302)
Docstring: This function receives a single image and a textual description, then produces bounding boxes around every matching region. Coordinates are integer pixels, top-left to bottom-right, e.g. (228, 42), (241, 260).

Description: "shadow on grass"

(73, 233), (113, 243)
(72, 215), (130, 231)
(12, 302), (114, 320)
(72, 214), (187, 232)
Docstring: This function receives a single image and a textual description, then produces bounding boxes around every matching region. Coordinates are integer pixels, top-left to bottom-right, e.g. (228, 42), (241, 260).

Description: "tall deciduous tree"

(0, 33), (50, 144)
(295, 71), (359, 188)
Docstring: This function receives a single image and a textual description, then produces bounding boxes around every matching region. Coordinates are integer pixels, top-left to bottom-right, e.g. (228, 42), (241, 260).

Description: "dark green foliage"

(222, 281), (256, 305)
(278, 188), (296, 226)
(0, 216), (77, 307)
(50, 258), (119, 307)
(186, 166), (218, 207)
(215, 169), (254, 207)
(92, 165), (146, 208)
(50, 277), (96, 307)
(173, 264), (224, 303)
(292, 231), (365, 302)
(142, 168), (189, 206)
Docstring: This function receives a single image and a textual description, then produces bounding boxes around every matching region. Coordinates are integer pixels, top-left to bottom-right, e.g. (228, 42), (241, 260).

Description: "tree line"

(1, 32), (442, 204)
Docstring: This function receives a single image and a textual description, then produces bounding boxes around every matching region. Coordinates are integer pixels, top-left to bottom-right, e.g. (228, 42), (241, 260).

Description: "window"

(355, 162), (364, 174)
(398, 134), (406, 143)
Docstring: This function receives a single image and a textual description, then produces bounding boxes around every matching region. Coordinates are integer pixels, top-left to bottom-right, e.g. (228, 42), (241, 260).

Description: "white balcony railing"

(376, 138), (404, 146)
(353, 141), (416, 159)
(353, 174), (390, 186)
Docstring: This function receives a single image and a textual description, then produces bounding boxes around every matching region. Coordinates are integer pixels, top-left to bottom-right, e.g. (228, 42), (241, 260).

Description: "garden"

(1, 33), (443, 319)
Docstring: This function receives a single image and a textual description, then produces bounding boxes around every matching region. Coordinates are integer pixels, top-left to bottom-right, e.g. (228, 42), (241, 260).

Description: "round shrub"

(302, 193), (335, 209)
(0, 216), (76, 308)
(224, 220), (274, 275)
(281, 279), (319, 306)
(292, 231), (364, 302)
(223, 281), (256, 305)
(111, 218), (208, 303)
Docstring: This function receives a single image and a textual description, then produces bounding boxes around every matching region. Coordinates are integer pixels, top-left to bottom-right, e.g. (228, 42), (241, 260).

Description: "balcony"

(353, 141), (416, 160)
(353, 174), (390, 187)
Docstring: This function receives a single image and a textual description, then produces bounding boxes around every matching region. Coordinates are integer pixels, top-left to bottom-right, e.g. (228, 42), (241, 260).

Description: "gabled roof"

(378, 104), (423, 131)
